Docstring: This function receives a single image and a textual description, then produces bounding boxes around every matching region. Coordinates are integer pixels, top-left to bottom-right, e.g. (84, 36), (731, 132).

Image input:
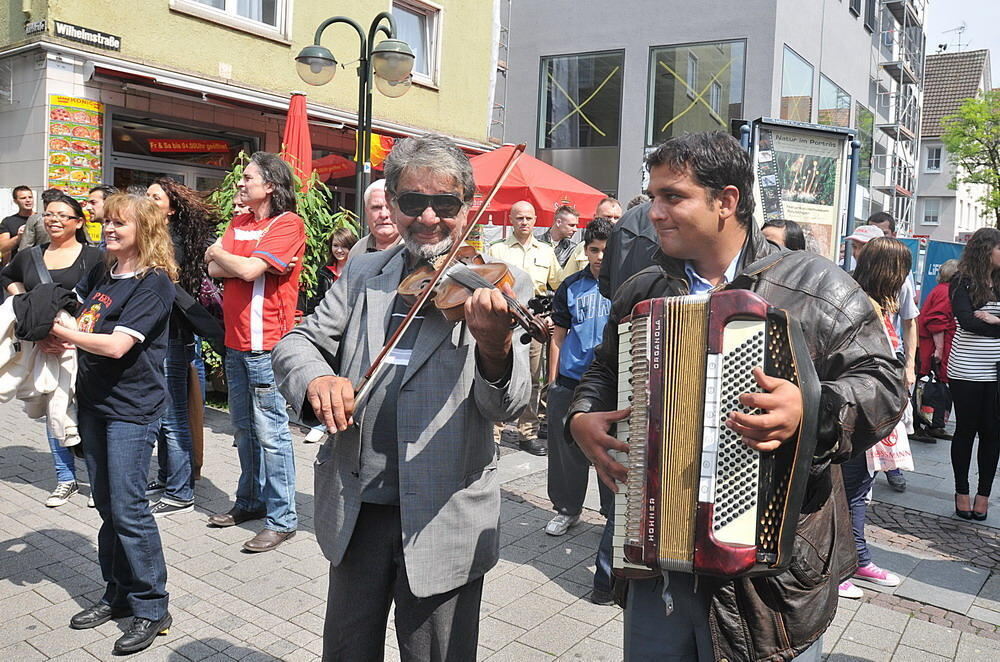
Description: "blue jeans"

(80, 409), (169, 620)
(157, 339), (195, 504)
(841, 452), (876, 566)
(47, 425), (75, 483)
(225, 348), (297, 532)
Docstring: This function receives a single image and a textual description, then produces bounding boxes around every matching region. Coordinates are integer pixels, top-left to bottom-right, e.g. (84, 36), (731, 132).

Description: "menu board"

(47, 96), (104, 198)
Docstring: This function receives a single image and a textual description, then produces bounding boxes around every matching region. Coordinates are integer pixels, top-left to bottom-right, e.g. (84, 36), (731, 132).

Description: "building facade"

(495, 0), (926, 230)
(915, 49), (992, 243)
(0, 0), (498, 211)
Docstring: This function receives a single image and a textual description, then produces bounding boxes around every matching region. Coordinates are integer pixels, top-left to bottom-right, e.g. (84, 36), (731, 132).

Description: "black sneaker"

(113, 613), (172, 655)
(145, 480), (166, 497)
(591, 588), (615, 606)
(151, 500), (194, 518)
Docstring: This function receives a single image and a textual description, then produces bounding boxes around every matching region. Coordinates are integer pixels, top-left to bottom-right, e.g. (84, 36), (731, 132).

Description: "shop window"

(539, 50), (624, 149)
(646, 40), (745, 145)
(393, 0), (441, 85)
(170, 0), (290, 41)
(925, 146), (942, 172)
(818, 75), (851, 127)
(110, 117), (255, 169)
(855, 102), (874, 189)
(922, 198), (940, 226)
(780, 46), (813, 122)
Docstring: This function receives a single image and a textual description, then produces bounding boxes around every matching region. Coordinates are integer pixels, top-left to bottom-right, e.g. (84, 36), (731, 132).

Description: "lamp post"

(295, 12), (415, 220)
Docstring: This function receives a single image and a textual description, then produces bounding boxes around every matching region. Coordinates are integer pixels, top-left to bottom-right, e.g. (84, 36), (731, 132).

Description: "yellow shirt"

(488, 235), (561, 296)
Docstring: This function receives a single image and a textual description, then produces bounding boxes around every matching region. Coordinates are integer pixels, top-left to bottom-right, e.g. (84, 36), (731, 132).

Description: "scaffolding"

(871, 0), (926, 232)
(489, 0), (512, 144)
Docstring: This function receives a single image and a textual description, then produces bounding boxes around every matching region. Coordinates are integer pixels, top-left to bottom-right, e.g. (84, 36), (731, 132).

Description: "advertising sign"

(47, 95), (103, 199)
(920, 241), (965, 305)
(751, 120), (853, 260)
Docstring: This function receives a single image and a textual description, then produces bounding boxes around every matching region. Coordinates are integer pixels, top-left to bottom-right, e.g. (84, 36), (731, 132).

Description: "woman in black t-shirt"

(1, 193), (102, 508)
(41, 194), (177, 656)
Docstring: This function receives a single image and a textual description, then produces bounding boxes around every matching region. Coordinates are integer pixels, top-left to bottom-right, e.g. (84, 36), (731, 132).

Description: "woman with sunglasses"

(43, 193), (177, 655)
(1, 192), (102, 507)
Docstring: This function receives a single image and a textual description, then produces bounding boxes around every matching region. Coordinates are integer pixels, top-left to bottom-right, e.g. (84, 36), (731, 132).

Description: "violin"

(398, 245), (550, 344)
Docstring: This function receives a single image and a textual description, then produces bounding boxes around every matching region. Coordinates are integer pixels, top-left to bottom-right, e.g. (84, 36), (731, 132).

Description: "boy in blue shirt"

(545, 218), (615, 603)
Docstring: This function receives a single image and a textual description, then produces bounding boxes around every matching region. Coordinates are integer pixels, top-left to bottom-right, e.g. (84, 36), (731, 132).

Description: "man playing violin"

(272, 134), (532, 661)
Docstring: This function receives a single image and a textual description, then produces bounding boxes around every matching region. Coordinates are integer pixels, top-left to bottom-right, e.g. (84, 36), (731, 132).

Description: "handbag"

(197, 273), (224, 327)
(28, 245), (53, 286)
(867, 415), (914, 472)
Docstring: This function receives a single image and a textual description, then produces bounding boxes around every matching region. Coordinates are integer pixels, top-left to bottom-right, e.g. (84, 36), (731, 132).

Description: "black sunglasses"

(396, 192), (465, 219)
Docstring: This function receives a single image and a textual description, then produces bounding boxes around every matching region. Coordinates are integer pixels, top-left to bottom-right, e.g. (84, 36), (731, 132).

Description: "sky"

(924, 0), (1000, 84)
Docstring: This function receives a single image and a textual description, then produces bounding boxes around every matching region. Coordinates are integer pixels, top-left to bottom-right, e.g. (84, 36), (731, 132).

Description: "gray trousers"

(624, 574), (824, 661)
(322, 503), (484, 661)
(547, 382), (613, 516)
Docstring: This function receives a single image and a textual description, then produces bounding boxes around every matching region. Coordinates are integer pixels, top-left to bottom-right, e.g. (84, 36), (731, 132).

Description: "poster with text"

(47, 96), (104, 199)
(753, 124), (850, 260)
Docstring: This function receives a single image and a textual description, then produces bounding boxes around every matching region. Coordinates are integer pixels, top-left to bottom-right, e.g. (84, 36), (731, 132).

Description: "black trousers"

(322, 503), (484, 661)
(950, 379), (1000, 496)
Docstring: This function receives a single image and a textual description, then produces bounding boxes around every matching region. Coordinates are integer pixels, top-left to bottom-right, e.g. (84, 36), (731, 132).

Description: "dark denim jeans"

(80, 409), (169, 620)
(841, 452), (876, 567)
(225, 348), (297, 532)
(156, 339), (196, 504)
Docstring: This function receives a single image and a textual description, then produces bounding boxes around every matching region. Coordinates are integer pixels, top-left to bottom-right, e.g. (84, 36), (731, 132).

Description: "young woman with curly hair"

(840, 236), (910, 599)
(948, 227), (1000, 521)
(43, 194), (177, 654)
(145, 177), (217, 517)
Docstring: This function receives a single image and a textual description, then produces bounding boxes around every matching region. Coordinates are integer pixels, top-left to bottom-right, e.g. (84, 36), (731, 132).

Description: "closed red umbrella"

(470, 145), (609, 227)
(281, 91), (313, 189)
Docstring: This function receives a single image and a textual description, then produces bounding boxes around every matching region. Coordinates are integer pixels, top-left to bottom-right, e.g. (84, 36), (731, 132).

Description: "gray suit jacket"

(272, 245), (531, 597)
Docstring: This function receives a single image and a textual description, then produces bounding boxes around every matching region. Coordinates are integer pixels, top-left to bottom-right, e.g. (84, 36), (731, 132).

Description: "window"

(864, 0), (877, 31)
(646, 40), (745, 145)
(922, 198), (940, 226)
(540, 51), (624, 149)
(392, 0), (441, 85)
(686, 53), (699, 99)
(849, 0), (862, 16)
(170, 0), (289, 39)
(709, 82), (723, 114)
(925, 146), (942, 172)
(781, 47), (813, 122)
(818, 75), (851, 127)
(855, 103), (874, 188)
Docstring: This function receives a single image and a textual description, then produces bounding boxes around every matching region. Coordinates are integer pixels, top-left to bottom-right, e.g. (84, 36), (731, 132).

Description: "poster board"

(920, 241), (964, 305)
(751, 119), (854, 260)
(47, 95), (104, 199)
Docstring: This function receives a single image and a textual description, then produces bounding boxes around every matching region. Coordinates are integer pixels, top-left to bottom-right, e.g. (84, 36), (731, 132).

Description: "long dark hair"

(326, 227), (358, 265)
(957, 227), (1000, 308)
(853, 237), (911, 315)
(250, 152), (297, 215)
(761, 218), (806, 251)
(46, 193), (88, 244)
(152, 177), (217, 293)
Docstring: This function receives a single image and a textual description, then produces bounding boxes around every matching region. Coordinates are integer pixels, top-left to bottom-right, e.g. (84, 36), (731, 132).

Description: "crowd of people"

(2, 127), (998, 660)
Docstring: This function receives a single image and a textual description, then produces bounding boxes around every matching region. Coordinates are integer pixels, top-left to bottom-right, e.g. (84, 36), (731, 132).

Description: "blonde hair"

(103, 193), (179, 282)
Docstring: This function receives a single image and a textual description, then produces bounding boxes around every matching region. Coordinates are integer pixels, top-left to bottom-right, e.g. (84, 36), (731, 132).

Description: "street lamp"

(295, 12), (414, 220)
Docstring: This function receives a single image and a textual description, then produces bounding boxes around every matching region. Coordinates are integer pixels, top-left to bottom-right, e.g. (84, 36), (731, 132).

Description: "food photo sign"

(47, 95), (104, 198)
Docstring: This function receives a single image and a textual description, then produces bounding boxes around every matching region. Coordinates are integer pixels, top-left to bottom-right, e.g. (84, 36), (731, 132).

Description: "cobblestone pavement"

(2, 396), (1000, 661)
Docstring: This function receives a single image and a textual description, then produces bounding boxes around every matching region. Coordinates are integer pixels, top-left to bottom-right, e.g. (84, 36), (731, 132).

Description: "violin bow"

(353, 143), (527, 405)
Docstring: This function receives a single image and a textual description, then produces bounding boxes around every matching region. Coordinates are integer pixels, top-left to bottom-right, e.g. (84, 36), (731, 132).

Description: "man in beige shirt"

(489, 201), (560, 455)
(557, 197), (624, 283)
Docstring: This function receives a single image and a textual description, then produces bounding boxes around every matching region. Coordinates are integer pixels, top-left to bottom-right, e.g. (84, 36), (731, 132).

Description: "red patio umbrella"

(470, 144), (609, 227)
(281, 92), (313, 189)
(312, 153), (356, 181)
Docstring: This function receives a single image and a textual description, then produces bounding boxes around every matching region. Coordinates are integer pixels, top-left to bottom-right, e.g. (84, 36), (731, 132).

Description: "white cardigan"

(0, 297), (79, 446)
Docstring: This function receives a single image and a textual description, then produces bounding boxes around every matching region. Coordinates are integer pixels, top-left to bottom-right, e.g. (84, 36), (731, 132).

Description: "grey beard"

(404, 235), (453, 260)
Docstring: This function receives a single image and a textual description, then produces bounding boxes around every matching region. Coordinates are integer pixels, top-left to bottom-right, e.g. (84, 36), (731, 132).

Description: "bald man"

(489, 201), (560, 455)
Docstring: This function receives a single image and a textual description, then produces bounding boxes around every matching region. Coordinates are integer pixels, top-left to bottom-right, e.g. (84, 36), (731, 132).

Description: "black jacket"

(597, 201), (658, 301)
(570, 223), (906, 661)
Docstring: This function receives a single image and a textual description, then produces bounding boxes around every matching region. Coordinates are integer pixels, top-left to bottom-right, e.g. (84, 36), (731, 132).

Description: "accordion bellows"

(613, 290), (820, 579)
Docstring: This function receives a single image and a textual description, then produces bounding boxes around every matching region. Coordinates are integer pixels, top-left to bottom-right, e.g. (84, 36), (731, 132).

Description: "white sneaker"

(46, 481), (78, 507)
(544, 513), (580, 536)
(304, 426), (327, 443)
(838, 580), (863, 599)
(87, 494), (95, 508)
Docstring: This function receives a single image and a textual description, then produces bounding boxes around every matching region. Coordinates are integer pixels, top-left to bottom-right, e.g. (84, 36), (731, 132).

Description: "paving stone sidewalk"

(1, 396), (999, 661)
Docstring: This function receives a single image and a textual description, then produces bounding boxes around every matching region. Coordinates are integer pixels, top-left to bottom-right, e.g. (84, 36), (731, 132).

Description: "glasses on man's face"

(395, 192), (465, 219)
(42, 212), (79, 222)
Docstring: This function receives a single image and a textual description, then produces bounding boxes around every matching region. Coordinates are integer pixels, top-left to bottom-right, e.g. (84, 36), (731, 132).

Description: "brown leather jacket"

(569, 224), (906, 661)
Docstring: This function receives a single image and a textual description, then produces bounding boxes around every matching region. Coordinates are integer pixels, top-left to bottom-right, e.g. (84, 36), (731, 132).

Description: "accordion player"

(612, 288), (821, 579)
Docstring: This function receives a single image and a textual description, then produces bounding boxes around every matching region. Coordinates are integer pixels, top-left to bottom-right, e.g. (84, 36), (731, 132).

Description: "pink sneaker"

(853, 562), (901, 587)
(838, 580), (862, 599)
